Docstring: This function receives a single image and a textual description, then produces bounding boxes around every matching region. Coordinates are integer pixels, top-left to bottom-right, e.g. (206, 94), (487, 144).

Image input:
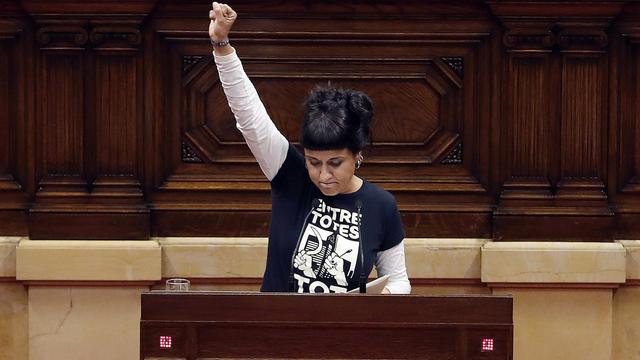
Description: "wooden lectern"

(140, 292), (512, 359)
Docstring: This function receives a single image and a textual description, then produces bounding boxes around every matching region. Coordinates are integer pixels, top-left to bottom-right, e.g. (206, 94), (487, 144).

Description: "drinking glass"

(165, 278), (190, 291)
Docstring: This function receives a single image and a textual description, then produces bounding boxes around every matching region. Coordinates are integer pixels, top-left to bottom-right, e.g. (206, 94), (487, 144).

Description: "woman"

(209, 2), (410, 294)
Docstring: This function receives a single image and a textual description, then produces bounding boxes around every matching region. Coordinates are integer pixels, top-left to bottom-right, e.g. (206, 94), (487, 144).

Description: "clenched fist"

(294, 250), (316, 278)
(208, 2), (237, 42)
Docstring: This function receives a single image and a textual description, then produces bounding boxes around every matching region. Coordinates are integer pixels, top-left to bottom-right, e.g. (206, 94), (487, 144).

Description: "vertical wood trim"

(0, 40), (10, 175)
(634, 45), (640, 179)
(618, 34), (640, 192)
(95, 55), (138, 176)
(40, 53), (85, 176)
(0, 28), (26, 192)
(560, 55), (604, 179)
(507, 55), (550, 178)
(143, 21), (162, 193)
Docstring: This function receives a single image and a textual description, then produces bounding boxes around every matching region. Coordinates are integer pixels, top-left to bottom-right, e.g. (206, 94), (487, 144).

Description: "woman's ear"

(355, 152), (364, 169)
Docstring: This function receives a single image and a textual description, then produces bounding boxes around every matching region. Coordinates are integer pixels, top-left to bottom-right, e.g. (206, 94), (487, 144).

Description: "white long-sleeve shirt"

(214, 49), (411, 294)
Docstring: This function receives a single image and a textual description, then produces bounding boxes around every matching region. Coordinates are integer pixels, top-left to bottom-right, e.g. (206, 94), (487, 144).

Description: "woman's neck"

(343, 176), (363, 194)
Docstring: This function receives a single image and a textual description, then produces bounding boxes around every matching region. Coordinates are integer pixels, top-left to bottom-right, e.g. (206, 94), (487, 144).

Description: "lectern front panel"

(140, 292), (513, 359)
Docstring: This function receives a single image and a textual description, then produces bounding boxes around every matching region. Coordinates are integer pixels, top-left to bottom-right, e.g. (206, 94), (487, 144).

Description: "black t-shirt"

(261, 144), (405, 293)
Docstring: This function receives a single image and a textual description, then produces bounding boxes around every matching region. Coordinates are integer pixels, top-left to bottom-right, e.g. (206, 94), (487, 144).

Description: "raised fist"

(209, 2), (237, 41)
(324, 251), (347, 286)
(294, 250), (316, 278)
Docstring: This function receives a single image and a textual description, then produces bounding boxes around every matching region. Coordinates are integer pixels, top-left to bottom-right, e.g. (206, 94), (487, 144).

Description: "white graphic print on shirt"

(292, 199), (362, 293)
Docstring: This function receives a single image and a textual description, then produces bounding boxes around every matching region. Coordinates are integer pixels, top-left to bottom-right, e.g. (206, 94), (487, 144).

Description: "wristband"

(210, 38), (230, 47)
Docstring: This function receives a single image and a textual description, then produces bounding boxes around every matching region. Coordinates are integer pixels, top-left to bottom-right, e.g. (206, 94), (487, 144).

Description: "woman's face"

(304, 148), (361, 196)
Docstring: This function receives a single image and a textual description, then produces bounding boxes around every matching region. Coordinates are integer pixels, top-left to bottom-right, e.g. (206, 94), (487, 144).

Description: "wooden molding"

(36, 23), (88, 48)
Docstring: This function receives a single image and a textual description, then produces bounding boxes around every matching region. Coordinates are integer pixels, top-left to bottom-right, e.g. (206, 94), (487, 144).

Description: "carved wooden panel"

(182, 58), (463, 172)
(555, 26), (610, 222)
(494, 16), (614, 240)
(495, 23), (557, 236)
(40, 52), (85, 176)
(1, 0), (640, 240)
(561, 56), (604, 178)
(28, 16), (148, 239)
(506, 55), (552, 178)
(95, 56), (137, 175)
(151, 8), (493, 236)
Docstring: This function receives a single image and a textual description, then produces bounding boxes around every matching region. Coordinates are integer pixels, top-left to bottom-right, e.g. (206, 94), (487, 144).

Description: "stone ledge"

(481, 242), (626, 284)
(405, 238), (487, 279)
(5, 238), (636, 284)
(0, 237), (22, 278)
(16, 240), (161, 281)
(159, 237), (488, 280)
(159, 237), (267, 278)
(618, 240), (640, 281)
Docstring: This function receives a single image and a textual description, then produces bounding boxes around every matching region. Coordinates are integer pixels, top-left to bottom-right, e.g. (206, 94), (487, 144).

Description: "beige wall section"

(494, 288), (613, 360)
(482, 242), (626, 360)
(0, 237), (28, 360)
(28, 286), (147, 360)
(0, 283), (28, 360)
(11, 239), (162, 360)
(613, 240), (640, 360)
(16, 240), (161, 281)
(613, 286), (640, 360)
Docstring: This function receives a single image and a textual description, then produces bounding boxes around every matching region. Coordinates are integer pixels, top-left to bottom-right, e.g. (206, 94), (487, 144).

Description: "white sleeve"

(213, 49), (289, 181)
(375, 240), (411, 294)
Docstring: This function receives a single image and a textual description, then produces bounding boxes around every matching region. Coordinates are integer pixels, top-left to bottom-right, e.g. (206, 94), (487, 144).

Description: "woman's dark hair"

(300, 86), (373, 154)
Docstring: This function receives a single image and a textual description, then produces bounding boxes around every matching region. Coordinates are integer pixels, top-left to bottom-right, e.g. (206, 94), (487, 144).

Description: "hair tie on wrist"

(210, 38), (230, 47)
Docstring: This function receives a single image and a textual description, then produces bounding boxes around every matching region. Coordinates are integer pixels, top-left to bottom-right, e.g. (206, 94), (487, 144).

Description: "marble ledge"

(0, 237), (22, 278)
(481, 241), (626, 285)
(16, 240), (161, 281)
(160, 237), (268, 278)
(404, 238), (487, 279)
(159, 237), (487, 279)
(618, 240), (640, 280)
(4, 238), (640, 285)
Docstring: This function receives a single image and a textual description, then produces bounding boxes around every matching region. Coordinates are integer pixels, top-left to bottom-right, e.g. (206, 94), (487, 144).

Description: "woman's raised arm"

(209, 2), (288, 181)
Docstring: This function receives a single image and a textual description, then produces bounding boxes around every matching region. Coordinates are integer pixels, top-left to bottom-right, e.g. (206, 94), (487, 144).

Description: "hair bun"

(345, 90), (373, 127)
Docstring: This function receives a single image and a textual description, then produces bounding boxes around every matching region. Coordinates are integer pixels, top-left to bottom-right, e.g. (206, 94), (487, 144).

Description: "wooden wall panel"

(494, 17), (614, 240)
(0, 40), (10, 176)
(561, 57), (604, 178)
(95, 56), (138, 176)
(508, 56), (551, 178)
(1, 0), (640, 240)
(615, 25), (640, 237)
(27, 14), (149, 239)
(0, 17), (29, 234)
(40, 53), (85, 176)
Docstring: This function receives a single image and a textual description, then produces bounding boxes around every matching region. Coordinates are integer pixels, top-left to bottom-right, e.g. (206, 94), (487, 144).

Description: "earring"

(355, 155), (363, 169)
